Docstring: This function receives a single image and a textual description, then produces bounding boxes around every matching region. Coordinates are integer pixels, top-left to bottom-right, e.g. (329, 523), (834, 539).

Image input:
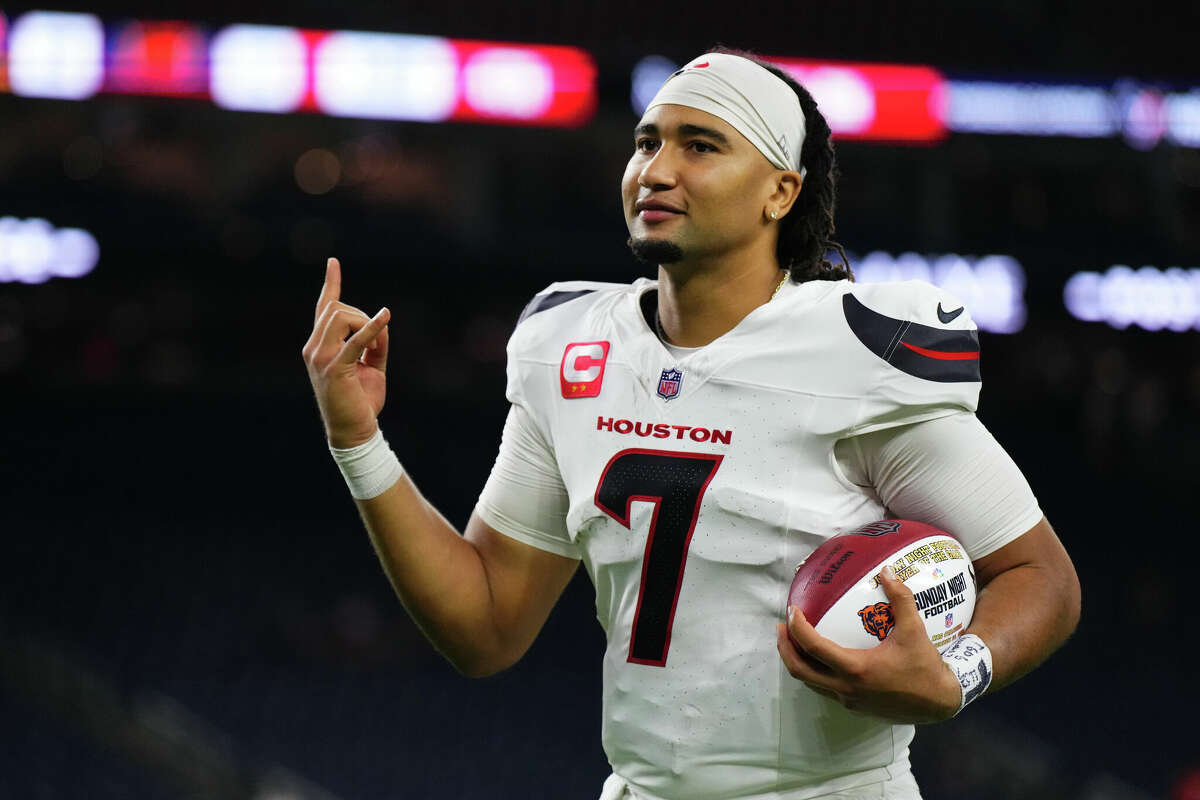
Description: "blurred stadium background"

(0, 1), (1197, 797)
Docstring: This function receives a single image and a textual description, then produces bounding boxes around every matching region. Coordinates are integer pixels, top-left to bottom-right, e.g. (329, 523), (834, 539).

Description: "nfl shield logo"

(945, 613), (954, 628)
(657, 368), (683, 400)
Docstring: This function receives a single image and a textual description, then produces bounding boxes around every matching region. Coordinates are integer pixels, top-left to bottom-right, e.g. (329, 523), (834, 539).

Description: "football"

(788, 519), (976, 652)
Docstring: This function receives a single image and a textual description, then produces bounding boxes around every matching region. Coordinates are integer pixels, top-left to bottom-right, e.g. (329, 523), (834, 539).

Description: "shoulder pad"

(518, 289), (595, 325)
(515, 280), (627, 326)
(843, 282), (980, 383)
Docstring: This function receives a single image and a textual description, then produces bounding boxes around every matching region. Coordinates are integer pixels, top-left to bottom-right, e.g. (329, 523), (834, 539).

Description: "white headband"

(646, 53), (807, 179)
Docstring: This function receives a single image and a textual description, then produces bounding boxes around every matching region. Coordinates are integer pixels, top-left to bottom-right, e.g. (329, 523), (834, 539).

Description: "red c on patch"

(560, 341), (610, 398)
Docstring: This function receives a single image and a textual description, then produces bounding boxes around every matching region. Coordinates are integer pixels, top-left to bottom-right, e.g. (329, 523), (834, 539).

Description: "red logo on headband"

(690, 61), (710, 69)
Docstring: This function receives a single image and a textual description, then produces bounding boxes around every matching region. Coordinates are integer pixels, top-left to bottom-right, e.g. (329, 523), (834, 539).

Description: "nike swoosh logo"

(937, 303), (964, 324)
(691, 61), (710, 68)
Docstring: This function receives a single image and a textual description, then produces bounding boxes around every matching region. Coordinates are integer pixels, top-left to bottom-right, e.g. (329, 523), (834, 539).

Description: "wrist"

(936, 659), (964, 720)
(329, 425), (404, 499)
(940, 634), (993, 716)
(328, 422), (379, 450)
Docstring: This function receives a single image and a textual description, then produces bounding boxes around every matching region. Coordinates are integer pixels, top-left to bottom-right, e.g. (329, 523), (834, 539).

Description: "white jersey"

(477, 277), (1025, 800)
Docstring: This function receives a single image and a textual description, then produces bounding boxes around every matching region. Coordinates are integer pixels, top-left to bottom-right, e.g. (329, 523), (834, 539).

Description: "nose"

(638, 146), (677, 190)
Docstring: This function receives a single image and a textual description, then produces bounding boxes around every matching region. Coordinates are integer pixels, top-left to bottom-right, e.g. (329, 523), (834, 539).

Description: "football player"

(302, 48), (1080, 800)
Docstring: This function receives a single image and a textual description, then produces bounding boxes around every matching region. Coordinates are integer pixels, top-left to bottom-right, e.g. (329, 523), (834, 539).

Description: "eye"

(635, 138), (659, 153)
(690, 140), (718, 153)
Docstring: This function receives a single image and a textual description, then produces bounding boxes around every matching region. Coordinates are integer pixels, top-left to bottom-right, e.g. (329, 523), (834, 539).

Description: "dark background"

(1, 2), (1198, 798)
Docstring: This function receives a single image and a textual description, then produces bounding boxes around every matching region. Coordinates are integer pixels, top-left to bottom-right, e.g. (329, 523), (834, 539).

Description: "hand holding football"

(788, 519), (977, 652)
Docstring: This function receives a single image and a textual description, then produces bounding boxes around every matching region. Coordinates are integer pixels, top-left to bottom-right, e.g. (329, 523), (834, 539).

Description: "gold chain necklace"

(655, 270), (789, 343)
(769, 269), (789, 301)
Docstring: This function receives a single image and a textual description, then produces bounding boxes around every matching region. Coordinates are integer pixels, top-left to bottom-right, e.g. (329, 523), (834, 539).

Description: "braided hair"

(710, 46), (853, 283)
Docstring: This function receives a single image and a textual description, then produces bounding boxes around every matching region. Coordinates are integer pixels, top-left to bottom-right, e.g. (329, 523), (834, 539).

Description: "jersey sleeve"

(475, 402), (578, 559)
(840, 413), (1043, 560)
(474, 283), (599, 559)
(844, 281), (982, 435)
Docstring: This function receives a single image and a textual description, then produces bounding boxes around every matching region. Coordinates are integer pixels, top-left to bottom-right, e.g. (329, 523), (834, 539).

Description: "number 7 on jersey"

(594, 449), (723, 667)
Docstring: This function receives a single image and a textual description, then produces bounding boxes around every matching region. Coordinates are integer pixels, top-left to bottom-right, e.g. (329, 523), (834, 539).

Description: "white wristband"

(941, 634), (993, 715)
(329, 427), (405, 500)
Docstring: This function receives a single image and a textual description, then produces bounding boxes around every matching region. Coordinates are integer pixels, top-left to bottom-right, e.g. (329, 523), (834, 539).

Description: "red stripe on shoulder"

(900, 341), (981, 361)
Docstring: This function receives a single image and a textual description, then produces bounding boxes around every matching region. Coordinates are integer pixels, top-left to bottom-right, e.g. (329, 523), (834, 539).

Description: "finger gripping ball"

(788, 520), (976, 652)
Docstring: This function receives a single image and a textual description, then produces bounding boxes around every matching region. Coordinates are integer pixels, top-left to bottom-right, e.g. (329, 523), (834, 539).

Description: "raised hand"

(301, 257), (392, 448)
(776, 565), (962, 723)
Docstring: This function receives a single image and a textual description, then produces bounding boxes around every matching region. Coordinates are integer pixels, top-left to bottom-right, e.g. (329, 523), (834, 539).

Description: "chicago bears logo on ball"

(850, 521), (902, 537)
(857, 602), (895, 641)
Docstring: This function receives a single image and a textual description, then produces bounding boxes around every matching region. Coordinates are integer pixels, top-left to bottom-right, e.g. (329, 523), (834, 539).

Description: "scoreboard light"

(1166, 91), (1200, 148)
(944, 81), (1115, 138)
(630, 55), (676, 115)
(106, 20), (207, 97)
(946, 78), (1200, 149)
(209, 24), (307, 113)
(1064, 266), (1200, 332)
(211, 23), (596, 125)
(7, 11), (105, 100)
(850, 250), (1026, 334)
(770, 59), (947, 143)
(312, 32), (458, 121)
(452, 41), (595, 126)
(1116, 83), (1169, 151)
(311, 33), (595, 125)
(0, 216), (99, 284)
(461, 47), (553, 120)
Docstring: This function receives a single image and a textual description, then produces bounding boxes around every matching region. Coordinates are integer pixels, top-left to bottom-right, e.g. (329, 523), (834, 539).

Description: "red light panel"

(0, 12), (8, 92)
(106, 20), (208, 97)
(769, 58), (947, 143)
(450, 40), (596, 127)
(295, 28), (329, 114)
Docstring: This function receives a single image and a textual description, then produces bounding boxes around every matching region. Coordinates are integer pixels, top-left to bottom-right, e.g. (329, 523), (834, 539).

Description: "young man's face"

(622, 103), (783, 266)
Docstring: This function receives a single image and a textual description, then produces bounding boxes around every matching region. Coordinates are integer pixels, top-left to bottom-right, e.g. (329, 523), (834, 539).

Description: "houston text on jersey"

(596, 416), (733, 444)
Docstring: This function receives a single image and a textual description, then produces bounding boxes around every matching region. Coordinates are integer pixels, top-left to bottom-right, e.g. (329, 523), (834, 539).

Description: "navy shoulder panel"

(516, 289), (596, 326)
(842, 294), (980, 383)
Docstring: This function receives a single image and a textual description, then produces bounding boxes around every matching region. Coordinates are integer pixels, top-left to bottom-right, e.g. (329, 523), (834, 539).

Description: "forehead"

(636, 104), (750, 149)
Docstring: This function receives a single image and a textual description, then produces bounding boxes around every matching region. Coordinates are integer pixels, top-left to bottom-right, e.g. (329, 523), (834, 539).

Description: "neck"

(655, 252), (786, 348)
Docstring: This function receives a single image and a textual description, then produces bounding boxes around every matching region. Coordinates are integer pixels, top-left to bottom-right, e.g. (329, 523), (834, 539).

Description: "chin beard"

(628, 236), (684, 266)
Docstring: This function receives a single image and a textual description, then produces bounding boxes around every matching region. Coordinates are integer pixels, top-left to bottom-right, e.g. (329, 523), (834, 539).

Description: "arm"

(967, 515), (1080, 694)
(357, 486), (578, 677)
(302, 258), (578, 677)
(777, 414), (1080, 722)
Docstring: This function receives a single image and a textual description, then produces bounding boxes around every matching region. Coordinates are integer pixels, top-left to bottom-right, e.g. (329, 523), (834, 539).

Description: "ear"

(765, 170), (803, 222)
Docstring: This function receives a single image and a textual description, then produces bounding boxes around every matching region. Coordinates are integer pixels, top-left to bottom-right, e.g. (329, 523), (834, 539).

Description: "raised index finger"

(315, 257), (342, 325)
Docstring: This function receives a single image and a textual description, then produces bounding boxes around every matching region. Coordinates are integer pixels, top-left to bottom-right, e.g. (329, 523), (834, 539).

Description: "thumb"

(878, 565), (922, 630)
